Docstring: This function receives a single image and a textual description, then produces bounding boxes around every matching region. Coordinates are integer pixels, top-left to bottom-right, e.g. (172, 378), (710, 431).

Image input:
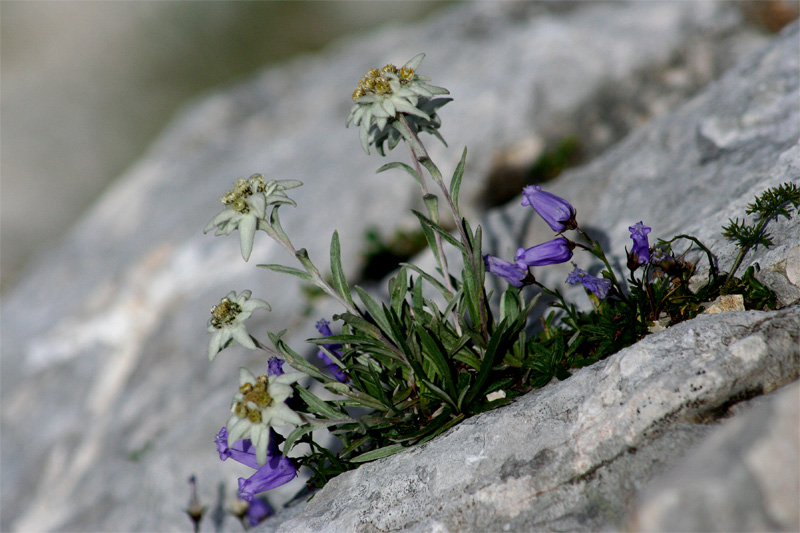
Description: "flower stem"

(396, 115), (489, 341)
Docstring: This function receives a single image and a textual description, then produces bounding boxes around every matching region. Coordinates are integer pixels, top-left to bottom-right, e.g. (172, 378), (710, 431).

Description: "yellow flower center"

(210, 298), (242, 329)
(351, 63), (415, 102)
(232, 374), (274, 422)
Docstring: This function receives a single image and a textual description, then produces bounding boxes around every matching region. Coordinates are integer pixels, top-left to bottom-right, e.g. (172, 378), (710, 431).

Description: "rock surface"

(632, 381), (800, 532)
(0, 2), (796, 532)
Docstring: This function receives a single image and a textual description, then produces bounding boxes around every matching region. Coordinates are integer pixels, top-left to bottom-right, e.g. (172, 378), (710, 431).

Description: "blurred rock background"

(1, 1), (444, 290)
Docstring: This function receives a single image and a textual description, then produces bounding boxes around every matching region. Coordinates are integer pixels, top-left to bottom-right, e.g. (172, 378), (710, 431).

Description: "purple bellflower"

(315, 319), (348, 383)
(483, 255), (530, 288)
(515, 237), (574, 268)
(566, 266), (613, 300)
(245, 497), (274, 527)
(215, 427), (297, 501)
(521, 185), (577, 233)
(628, 221), (652, 267)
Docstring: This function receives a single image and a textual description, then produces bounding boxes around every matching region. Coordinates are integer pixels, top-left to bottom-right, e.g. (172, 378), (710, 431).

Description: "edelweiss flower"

(207, 290), (270, 361)
(346, 53), (450, 154)
(204, 175), (302, 261)
(225, 367), (306, 466)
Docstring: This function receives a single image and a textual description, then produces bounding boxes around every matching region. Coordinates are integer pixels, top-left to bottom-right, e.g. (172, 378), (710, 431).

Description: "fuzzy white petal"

(239, 367), (257, 386)
(227, 418), (250, 446)
(231, 325), (256, 350)
(268, 402), (303, 426)
(239, 215), (257, 261)
(404, 53), (425, 71)
(252, 425), (269, 466)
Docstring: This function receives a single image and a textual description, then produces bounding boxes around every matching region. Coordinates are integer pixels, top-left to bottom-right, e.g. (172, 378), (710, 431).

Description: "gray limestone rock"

(632, 381), (800, 532)
(0, 2), (795, 532)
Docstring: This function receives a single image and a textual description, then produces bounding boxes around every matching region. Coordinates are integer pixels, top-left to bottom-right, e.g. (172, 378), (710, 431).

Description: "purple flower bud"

(521, 185), (577, 232)
(267, 357), (284, 376)
(215, 427), (298, 501)
(483, 254), (529, 288)
(245, 497), (274, 527)
(628, 221), (652, 265)
(565, 266), (612, 299)
(315, 319), (348, 383)
(514, 237), (573, 268)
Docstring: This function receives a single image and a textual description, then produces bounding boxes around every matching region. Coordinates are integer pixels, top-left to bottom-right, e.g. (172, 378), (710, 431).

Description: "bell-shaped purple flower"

(566, 266), (613, 299)
(515, 237), (573, 268)
(215, 427), (297, 501)
(315, 319), (348, 383)
(483, 255), (530, 288)
(628, 221), (652, 265)
(245, 497), (274, 527)
(521, 185), (577, 232)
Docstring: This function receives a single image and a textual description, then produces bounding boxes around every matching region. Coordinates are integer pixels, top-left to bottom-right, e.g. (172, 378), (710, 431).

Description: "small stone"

(702, 294), (745, 314)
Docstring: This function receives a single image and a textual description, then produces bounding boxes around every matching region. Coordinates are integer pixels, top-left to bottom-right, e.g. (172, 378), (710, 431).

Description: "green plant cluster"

(201, 53), (798, 503)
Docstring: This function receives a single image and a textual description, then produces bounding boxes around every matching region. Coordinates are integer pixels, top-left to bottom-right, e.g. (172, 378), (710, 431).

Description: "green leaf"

(283, 424), (319, 456)
(401, 263), (453, 300)
(376, 162), (423, 187)
(295, 248), (321, 277)
(349, 443), (405, 463)
(353, 286), (392, 334)
(415, 325), (456, 399)
(410, 210), (465, 252)
(389, 267), (409, 317)
(330, 231), (355, 308)
(257, 263), (314, 283)
(423, 194), (440, 224)
(449, 147), (468, 212)
(324, 382), (391, 412)
(295, 385), (346, 420)
(273, 340), (333, 383)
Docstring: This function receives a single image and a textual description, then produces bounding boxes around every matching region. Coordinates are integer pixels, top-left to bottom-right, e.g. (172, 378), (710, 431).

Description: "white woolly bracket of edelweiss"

(226, 367), (307, 466)
(204, 174), (303, 261)
(207, 290), (271, 361)
(345, 53), (450, 154)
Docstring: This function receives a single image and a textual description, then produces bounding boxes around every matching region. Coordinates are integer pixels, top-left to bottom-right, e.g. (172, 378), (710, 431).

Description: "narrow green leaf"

(415, 325), (456, 399)
(401, 263), (453, 300)
(389, 267), (408, 317)
(257, 263), (314, 283)
(349, 443), (405, 463)
(353, 286), (391, 334)
(376, 162), (423, 187)
(274, 340), (332, 382)
(411, 210), (465, 252)
(449, 147), (468, 212)
(324, 382), (391, 412)
(423, 194), (440, 224)
(295, 385), (346, 420)
(283, 424), (319, 456)
(339, 435), (370, 457)
(420, 379), (458, 411)
(330, 231), (355, 308)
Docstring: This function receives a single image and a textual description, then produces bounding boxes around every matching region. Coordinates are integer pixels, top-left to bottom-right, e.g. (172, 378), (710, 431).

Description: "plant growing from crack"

(194, 53), (798, 527)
